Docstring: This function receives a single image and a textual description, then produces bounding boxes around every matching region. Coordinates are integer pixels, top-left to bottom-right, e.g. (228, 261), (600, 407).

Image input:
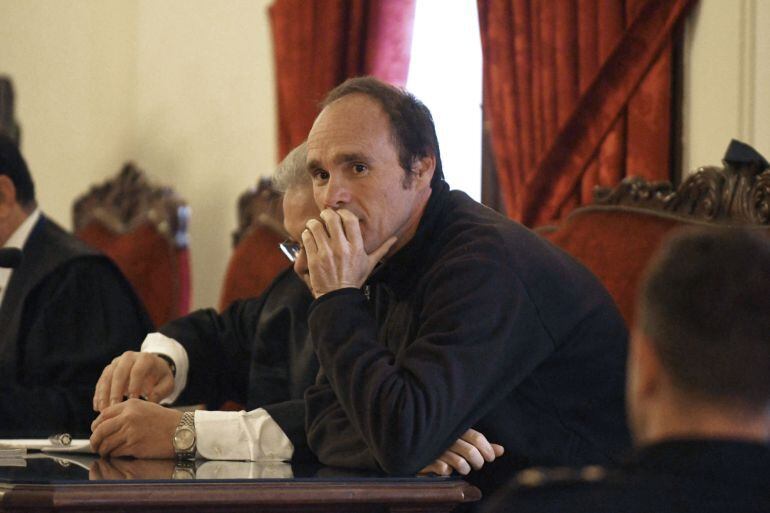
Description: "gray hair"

(272, 141), (309, 192)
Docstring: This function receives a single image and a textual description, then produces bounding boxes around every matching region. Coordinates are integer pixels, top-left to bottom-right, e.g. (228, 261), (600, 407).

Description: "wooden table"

(0, 456), (481, 512)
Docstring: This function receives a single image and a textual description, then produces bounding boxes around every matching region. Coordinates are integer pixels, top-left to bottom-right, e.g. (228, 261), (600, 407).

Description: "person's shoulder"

(24, 214), (117, 283)
(263, 267), (313, 304)
(483, 465), (640, 513)
(439, 191), (565, 268)
(36, 214), (100, 259)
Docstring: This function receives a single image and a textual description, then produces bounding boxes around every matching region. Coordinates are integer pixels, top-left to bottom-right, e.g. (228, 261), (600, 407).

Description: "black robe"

(0, 215), (152, 437)
(158, 267), (317, 460)
(305, 182), (631, 495)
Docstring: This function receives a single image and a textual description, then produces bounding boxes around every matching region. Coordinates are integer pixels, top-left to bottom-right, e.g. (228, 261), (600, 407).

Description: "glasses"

(279, 240), (301, 263)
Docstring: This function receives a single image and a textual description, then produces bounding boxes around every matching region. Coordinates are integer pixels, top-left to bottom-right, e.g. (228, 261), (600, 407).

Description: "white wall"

(0, 0), (276, 310)
(132, 0), (276, 310)
(682, 0), (770, 175)
(2, 0), (766, 309)
(0, 0), (137, 225)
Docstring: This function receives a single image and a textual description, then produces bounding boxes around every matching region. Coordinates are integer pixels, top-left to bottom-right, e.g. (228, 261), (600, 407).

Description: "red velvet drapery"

(270, 0), (416, 160)
(478, 0), (696, 226)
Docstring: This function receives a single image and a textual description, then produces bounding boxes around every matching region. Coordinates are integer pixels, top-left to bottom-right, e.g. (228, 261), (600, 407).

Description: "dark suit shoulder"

(27, 216), (152, 330)
(486, 456), (770, 513)
(484, 465), (654, 513)
(23, 215), (106, 280)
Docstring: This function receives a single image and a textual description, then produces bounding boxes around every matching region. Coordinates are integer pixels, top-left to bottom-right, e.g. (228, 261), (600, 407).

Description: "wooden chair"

(538, 157), (770, 326)
(218, 178), (290, 311)
(73, 163), (191, 327)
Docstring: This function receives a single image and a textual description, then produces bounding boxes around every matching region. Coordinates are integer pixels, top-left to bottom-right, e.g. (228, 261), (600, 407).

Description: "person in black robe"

(0, 133), (152, 437)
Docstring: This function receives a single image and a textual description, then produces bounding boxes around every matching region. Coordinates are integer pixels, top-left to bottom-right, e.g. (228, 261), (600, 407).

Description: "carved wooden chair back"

(73, 163), (191, 327)
(218, 178), (290, 311)
(537, 160), (770, 326)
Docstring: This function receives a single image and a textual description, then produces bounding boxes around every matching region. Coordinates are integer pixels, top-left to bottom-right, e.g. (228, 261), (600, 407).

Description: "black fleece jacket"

(305, 182), (631, 492)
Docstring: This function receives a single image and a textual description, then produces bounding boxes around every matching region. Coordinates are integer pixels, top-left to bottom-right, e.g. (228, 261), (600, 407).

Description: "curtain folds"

(270, 0), (416, 160)
(478, 0), (696, 226)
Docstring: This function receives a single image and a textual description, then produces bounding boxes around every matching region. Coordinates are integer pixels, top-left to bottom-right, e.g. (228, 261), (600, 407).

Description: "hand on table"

(90, 399), (181, 459)
(302, 208), (396, 297)
(419, 429), (504, 476)
(93, 351), (174, 412)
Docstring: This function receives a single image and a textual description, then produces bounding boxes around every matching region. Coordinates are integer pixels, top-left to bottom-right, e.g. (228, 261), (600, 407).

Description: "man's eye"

(353, 164), (367, 174)
(314, 170), (329, 180)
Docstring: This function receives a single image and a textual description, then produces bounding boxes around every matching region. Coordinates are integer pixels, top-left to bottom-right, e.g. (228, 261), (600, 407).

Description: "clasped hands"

(302, 208), (397, 298)
(90, 351), (181, 458)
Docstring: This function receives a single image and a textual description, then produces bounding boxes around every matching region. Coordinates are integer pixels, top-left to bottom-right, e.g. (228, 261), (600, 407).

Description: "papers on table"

(0, 436), (94, 468)
(0, 438), (93, 454)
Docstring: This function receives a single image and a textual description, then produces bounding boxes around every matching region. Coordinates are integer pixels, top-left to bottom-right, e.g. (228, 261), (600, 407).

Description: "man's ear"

(410, 154), (435, 190)
(0, 175), (18, 218)
(631, 329), (663, 400)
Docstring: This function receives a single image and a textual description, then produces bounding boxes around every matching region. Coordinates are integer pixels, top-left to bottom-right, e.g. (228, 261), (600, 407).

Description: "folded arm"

(305, 256), (553, 474)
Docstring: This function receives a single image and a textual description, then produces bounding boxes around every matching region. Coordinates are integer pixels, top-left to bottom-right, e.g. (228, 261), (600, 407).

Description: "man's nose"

(321, 176), (351, 208)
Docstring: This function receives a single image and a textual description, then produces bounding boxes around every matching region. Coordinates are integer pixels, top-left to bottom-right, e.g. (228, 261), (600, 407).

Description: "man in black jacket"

(0, 133), (151, 437)
(485, 228), (770, 513)
(300, 77), (630, 496)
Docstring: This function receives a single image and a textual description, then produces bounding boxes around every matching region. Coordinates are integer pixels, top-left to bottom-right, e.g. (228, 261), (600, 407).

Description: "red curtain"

(271, 0), (416, 160)
(478, 0), (696, 226)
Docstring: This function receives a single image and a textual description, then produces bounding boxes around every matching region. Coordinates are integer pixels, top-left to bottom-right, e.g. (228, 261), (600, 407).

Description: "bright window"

(407, 0), (483, 200)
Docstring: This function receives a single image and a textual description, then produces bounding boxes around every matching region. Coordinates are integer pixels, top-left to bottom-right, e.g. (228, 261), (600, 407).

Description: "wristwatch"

(172, 411), (196, 460)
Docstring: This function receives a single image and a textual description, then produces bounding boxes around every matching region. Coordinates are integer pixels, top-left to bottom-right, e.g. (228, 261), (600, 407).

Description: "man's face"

(306, 94), (433, 254)
(282, 185), (318, 286)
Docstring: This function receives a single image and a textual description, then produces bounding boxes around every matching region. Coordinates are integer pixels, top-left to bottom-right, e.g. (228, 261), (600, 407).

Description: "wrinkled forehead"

(307, 95), (393, 165)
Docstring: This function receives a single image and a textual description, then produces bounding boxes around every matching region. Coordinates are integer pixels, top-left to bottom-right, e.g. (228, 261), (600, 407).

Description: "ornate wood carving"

(73, 163), (190, 248)
(593, 161), (770, 225)
(232, 177), (286, 246)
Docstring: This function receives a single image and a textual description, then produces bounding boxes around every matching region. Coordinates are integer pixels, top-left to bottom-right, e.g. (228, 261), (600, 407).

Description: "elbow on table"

(370, 443), (434, 476)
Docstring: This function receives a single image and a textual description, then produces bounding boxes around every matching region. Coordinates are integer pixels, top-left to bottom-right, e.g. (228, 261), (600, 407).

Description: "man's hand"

(93, 351), (174, 412)
(90, 399), (182, 458)
(419, 429), (504, 476)
(302, 208), (396, 297)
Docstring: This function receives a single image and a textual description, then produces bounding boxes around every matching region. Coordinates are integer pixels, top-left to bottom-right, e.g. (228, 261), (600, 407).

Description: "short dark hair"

(639, 228), (770, 409)
(0, 132), (35, 207)
(321, 76), (445, 188)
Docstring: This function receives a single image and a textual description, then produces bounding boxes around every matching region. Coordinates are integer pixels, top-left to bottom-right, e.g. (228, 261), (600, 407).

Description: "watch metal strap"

(175, 411), (196, 459)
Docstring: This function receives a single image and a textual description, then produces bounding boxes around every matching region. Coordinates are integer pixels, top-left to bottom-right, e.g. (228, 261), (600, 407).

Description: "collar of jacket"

(367, 180), (451, 288)
(626, 438), (770, 482)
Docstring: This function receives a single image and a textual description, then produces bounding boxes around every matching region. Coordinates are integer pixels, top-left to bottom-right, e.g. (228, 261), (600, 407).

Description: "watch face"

(174, 427), (195, 451)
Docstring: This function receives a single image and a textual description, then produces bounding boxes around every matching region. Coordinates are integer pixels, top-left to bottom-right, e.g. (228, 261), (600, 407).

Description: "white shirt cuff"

(194, 408), (294, 461)
(140, 332), (189, 404)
